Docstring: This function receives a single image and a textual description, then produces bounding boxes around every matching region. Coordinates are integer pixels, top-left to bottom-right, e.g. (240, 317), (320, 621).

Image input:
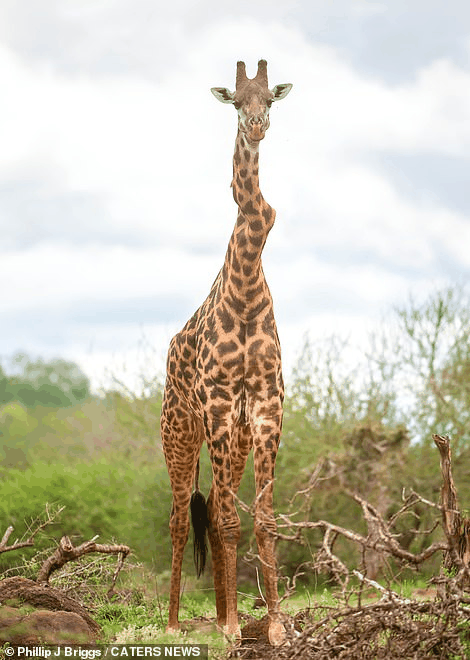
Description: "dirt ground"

(182, 613), (301, 660)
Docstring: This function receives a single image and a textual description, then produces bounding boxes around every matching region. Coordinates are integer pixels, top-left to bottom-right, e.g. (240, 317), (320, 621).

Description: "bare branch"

(279, 562), (308, 603)
(278, 511), (448, 566)
(37, 535), (131, 584)
(289, 457), (326, 507)
(0, 505), (65, 555)
(352, 570), (407, 603)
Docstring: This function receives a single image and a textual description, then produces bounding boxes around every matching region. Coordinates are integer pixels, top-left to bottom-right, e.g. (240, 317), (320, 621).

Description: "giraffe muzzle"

(246, 115), (269, 142)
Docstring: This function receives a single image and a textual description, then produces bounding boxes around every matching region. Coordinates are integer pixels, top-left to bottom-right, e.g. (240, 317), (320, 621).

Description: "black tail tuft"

(190, 489), (208, 578)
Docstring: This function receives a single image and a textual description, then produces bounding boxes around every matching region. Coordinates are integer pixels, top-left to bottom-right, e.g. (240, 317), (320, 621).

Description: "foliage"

(0, 353), (90, 409)
(2, 285), (470, 594)
(384, 286), (470, 450)
(380, 287), (470, 506)
(269, 286), (470, 585)
(0, 458), (170, 571)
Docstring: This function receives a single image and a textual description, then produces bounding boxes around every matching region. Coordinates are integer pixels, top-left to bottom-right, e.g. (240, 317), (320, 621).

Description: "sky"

(1, 1), (470, 393)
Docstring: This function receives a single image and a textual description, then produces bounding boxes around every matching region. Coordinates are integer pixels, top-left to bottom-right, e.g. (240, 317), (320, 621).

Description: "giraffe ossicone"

(160, 59), (292, 647)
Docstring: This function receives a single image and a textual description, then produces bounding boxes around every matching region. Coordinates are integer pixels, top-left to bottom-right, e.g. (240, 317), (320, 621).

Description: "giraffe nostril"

(249, 115), (262, 126)
(245, 115), (268, 141)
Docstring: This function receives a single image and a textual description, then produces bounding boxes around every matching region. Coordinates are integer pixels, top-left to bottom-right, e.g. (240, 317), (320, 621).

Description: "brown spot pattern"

(161, 62), (289, 646)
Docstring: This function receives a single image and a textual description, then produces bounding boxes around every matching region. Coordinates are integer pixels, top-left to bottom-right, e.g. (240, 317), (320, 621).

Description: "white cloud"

(1, 243), (222, 313)
(1, 14), (469, 388)
(2, 21), (469, 245)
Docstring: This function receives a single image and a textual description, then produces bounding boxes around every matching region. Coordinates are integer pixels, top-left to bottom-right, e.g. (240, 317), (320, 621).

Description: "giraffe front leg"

(218, 514), (241, 641)
(207, 423), (254, 638)
(205, 423), (242, 641)
(166, 495), (191, 633)
(206, 485), (227, 628)
(253, 495), (285, 646)
(208, 501), (241, 640)
(252, 410), (286, 647)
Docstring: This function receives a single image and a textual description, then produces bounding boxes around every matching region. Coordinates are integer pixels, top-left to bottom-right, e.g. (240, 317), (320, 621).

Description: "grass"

(0, 552), (455, 660)
(95, 585), (228, 660)
(93, 572), (435, 638)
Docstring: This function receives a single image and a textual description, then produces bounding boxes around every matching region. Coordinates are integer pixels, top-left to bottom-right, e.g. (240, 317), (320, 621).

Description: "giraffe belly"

(189, 301), (283, 423)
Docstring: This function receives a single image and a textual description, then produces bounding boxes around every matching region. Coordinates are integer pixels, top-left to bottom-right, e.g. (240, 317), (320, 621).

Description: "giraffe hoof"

(222, 623), (242, 644)
(165, 624), (181, 635)
(268, 621), (286, 647)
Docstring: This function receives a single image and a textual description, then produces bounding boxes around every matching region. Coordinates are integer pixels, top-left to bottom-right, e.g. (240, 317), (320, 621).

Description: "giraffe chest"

(192, 308), (282, 414)
(167, 301), (283, 423)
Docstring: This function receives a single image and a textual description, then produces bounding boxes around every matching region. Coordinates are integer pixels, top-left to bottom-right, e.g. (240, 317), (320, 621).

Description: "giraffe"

(160, 59), (292, 646)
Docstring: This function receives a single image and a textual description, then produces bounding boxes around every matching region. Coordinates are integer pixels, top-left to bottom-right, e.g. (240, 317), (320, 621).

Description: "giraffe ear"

(271, 83), (293, 101)
(211, 87), (235, 104)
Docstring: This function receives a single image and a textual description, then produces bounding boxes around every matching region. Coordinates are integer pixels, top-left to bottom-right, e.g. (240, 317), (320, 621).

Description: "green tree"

(381, 286), (470, 511)
(1, 354), (91, 407)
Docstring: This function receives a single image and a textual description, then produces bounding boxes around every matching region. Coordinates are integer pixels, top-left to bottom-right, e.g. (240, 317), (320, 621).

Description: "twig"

(254, 567), (266, 606)
(352, 570), (408, 603)
(0, 505), (65, 555)
(289, 458), (325, 506)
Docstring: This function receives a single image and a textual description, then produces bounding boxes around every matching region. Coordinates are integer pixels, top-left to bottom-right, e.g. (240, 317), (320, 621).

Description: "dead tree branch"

(278, 596), (469, 660)
(0, 505), (65, 555)
(289, 457), (326, 507)
(277, 511), (447, 571)
(273, 437), (469, 591)
(0, 505), (131, 597)
(233, 433), (470, 659)
(36, 535), (131, 587)
(433, 433), (470, 581)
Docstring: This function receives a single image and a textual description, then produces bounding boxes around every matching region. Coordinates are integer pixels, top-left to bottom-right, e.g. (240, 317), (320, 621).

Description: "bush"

(0, 459), (172, 572)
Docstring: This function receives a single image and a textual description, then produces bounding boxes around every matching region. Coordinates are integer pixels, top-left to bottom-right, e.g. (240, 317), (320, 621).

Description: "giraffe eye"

(266, 99), (273, 108)
(233, 101), (241, 110)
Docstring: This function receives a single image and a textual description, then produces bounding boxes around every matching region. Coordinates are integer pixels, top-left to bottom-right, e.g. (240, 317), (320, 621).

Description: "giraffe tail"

(190, 459), (208, 578)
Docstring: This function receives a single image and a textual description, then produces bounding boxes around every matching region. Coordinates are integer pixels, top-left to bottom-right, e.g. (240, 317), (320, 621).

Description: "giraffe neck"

(231, 130), (274, 230)
(219, 130), (276, 317)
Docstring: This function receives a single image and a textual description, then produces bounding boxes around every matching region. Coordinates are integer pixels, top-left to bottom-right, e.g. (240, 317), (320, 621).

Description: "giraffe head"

(211, 60), (292, 143)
